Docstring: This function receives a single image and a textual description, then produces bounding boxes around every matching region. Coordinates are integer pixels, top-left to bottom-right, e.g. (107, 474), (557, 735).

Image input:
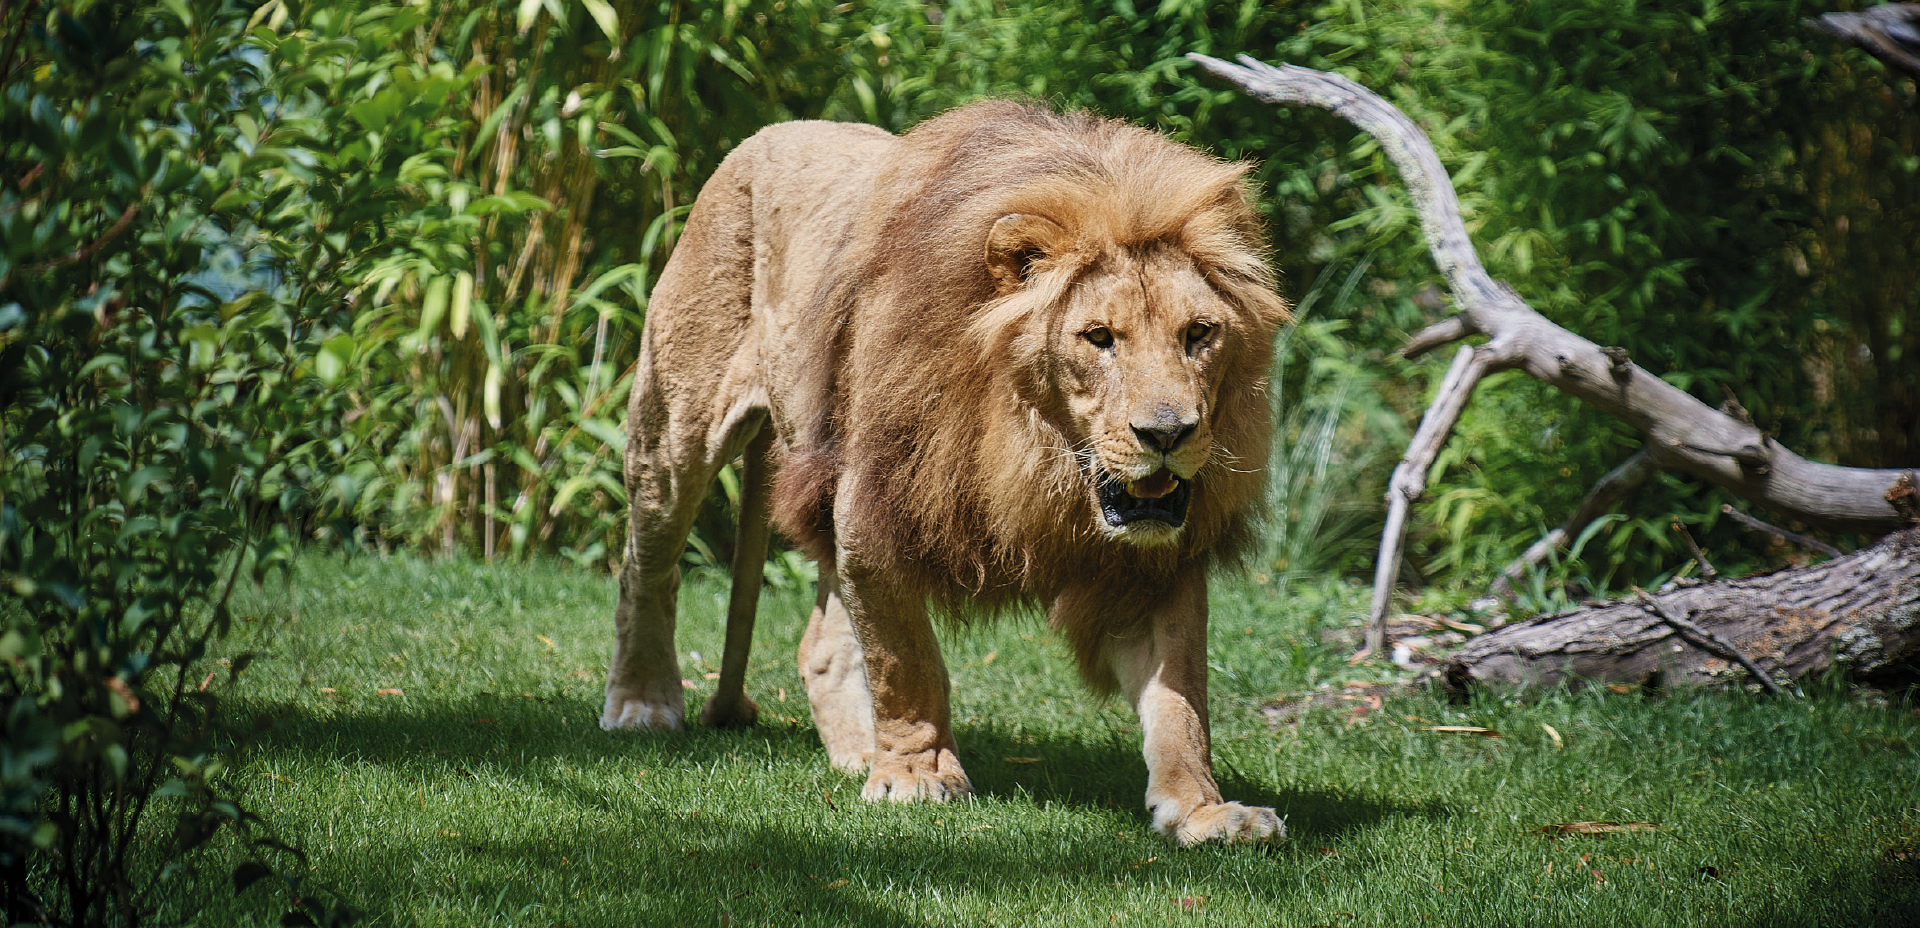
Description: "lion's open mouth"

(1096, 468), (1193, 529)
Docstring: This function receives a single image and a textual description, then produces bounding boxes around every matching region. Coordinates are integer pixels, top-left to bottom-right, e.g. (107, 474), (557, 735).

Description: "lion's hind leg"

(601, 424), (706, 731)
(797, 565), (876, 773)
(602, 161), (766, 731)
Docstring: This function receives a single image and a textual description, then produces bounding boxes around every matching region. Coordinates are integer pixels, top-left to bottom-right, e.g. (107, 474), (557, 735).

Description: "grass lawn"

(199, 553), (1920, 927)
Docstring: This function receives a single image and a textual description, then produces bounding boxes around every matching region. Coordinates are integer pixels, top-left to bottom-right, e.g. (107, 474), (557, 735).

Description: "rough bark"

(1187, 54), (1920, 654)
(1443, 528), (1920, 692)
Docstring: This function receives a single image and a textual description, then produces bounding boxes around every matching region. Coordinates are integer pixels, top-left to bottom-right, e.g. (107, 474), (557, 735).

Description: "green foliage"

(0, 0), (358, 921)
(284, 0), (939, 568)
(1197, 0), (1920, 588)
(1264, 257), (1407, 584)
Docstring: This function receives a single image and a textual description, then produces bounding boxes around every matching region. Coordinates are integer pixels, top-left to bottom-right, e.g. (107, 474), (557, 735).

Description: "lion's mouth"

(1096, 468), (1192, 529)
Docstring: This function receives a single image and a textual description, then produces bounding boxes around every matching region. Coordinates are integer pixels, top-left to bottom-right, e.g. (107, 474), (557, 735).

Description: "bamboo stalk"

(484, 460), (496, 561)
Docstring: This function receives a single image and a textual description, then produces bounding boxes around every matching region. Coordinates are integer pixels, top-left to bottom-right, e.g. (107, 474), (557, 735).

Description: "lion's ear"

(986, 213), (1066, 296)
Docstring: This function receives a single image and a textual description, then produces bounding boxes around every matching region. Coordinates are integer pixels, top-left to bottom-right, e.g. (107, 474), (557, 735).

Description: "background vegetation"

(281, 0), (1918, 591)
(2, 0), (1917, 922)
(14, 0), (1910, 587)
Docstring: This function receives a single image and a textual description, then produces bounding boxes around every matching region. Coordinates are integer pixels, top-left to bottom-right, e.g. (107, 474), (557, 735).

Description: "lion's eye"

(1083, 327), (1114, 349)
(1185, 322), (1214, 351)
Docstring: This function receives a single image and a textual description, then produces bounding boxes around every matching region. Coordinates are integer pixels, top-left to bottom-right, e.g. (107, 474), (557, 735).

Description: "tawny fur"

(603, 100), (1291, 846)
(773, 102), (1287, 623)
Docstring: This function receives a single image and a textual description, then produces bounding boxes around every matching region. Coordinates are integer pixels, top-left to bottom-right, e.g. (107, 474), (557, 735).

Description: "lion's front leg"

(1106, 571), (1283, 847)
(836, 565), (971, 803)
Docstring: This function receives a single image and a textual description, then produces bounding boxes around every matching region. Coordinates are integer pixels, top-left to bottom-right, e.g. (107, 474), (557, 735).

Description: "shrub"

(0, 0), (359, 921)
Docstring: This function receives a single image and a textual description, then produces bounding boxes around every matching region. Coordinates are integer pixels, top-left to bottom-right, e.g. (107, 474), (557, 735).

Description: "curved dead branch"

(1189, 53), (1917, 652)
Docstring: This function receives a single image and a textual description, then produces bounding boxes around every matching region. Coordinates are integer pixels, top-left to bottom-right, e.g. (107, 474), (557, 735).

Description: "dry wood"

(1364, 344), (1486, 655)
(1633, 589), (1779, 696)
(1189, 54), (1918, 656)
(1670, 520), (1717, 582)
(1721, 504), (1844, 558)
(1443, 527), (1920, 691)
(1808, 3), (1920, 81)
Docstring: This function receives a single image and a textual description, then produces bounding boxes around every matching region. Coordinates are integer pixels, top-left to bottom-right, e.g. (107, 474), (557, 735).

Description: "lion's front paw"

(601, 693), (685, 731)
(1159, 801), (1285, 847)
(860, 749), (971, 803)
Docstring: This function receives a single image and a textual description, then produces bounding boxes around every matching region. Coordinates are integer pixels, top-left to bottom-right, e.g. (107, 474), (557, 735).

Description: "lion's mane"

(770, 101), (1289, 646)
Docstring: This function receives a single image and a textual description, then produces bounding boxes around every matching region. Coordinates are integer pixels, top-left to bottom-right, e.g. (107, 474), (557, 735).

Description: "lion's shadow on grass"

(954, 722), (1449, 840)
(247, 690), (1440, 843)
(240, 697), (1431, 926)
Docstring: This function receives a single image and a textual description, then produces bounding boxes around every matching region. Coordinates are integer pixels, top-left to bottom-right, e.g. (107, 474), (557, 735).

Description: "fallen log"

(1442, 527), (1920, 692)
(1188, 54), (1919, 658)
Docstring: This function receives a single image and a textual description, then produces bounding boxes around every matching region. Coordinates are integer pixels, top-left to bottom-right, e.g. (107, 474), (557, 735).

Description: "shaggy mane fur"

(769, 100), (1290, 626)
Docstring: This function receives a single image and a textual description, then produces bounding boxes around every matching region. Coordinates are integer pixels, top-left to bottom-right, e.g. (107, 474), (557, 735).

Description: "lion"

(600, 100), (1291, 846)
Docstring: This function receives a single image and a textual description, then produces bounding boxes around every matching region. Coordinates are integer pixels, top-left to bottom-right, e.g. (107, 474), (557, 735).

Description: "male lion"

(602, 100), (1291, 846)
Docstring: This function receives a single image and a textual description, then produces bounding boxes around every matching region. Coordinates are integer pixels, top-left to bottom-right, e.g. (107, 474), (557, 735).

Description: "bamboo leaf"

(484, 362), (504, 431)
(579, 0), (620, 43)
(566, 263), (647, 314)
(472, 299), (502, 365)
(415, 275), (448, 345)
(316, 334), (353, 384)
(577, 417), (626, 452)
(245, 0), (282, 32)
(450, 271), (473, 339)
(548, 474), (594, 514)
(475, 83), (526, 153)
(639, 204), (693, 260)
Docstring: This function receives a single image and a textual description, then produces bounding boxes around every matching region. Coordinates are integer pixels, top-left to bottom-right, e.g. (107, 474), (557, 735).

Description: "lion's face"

(1044, 246), (1241, 546)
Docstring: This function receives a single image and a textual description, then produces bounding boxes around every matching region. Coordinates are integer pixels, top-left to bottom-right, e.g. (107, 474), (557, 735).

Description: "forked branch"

(1190, 53), (1916, 654)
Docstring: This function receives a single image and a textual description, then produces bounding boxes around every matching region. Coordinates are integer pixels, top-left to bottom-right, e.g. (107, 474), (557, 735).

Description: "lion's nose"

(1132, 418), (1197, 453)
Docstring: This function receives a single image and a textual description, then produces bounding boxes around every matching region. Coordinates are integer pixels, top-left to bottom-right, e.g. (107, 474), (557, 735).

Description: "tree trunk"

(1442, 527), (1920, 692)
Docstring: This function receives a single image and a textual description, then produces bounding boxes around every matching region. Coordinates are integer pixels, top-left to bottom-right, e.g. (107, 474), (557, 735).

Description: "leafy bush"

(0, 0), (360, 921)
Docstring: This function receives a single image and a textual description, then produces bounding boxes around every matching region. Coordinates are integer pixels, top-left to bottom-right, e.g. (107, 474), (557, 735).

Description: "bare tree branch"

(1490, 447), (1661, 599)
(1719, 504), (1845, 558)
(1634, 589), (1781, 697)
(1364, 344), (1487, 656)
(1808, 3), (1920, 82)
(1189, 54), (1917, 657)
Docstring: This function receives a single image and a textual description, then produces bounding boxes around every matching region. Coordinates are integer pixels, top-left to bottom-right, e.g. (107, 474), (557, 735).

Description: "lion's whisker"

(1207, 444), (1263, 475)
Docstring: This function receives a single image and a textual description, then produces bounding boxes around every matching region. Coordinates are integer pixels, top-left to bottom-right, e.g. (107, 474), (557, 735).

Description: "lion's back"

(735, 121), (897, 326)
(636, 121), (896, 461)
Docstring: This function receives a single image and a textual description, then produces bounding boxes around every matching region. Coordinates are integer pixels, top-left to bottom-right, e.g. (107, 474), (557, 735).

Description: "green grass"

(196, 553), (1920, 927)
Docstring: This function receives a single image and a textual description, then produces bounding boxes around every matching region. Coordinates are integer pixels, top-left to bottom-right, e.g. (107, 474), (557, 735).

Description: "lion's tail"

(705, 426), (775, 728)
